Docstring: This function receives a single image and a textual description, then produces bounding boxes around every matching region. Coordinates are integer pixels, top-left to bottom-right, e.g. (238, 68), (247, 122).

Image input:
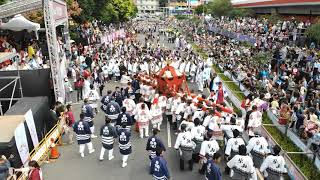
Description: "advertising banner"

(15, 123), (29, 165)
(25, 109), (39, 147)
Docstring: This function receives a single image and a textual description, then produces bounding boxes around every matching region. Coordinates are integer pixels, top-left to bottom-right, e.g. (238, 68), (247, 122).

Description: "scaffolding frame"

(0, 0), (71, 104)
(0, 53), (24, 115)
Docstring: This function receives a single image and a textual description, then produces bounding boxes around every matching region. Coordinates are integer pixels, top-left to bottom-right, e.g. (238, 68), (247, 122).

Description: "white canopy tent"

(0, 14), (40, 32)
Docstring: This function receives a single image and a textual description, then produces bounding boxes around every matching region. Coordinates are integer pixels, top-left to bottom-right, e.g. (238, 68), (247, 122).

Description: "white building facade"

(135, 0), (159, 13)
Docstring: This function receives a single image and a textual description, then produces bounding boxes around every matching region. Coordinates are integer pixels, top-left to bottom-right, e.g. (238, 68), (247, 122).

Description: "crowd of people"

(180, 16), (320, 145)
(1, 14), (317, 180)
(0, 33), (52, 71)
(208, 16), (311, 48)
(56, 18), (290, 180)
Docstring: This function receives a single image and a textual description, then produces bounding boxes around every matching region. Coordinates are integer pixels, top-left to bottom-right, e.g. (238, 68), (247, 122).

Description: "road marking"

(167, 120), (172, 148)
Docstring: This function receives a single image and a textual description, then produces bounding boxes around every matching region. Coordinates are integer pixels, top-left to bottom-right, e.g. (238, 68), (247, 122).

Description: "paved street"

(42, 29), (231, 180)
(42, 81), (231, 180)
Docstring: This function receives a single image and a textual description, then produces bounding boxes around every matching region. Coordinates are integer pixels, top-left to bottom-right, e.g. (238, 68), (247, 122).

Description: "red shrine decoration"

(137, 65), (234, 115)
(156, 65), (189, 95)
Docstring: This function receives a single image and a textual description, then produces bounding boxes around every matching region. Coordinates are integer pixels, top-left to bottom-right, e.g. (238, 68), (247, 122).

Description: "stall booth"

(0, 97), (49, 168)
(0, 115), (32, 168)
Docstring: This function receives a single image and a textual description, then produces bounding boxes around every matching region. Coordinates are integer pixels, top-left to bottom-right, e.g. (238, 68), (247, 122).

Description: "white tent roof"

(0, 14), (40, 32)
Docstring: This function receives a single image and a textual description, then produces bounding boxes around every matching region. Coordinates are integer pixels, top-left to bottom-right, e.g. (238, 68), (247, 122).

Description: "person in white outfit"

(260, 145), (287, 180)
(135, 103), (151, 138)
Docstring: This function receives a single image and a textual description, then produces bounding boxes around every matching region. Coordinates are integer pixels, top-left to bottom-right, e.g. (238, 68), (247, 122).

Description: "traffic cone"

(49, 138), (60, 159)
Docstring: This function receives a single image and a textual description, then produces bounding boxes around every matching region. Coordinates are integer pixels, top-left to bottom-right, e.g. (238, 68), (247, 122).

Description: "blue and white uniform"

(73, 119), (94, 157)
(150, 156), (170, 180)
(99, 123), (118, 161)
(73, 120), (92, 145)
(101, 100), (121, 121)
(116, 112), (133, 131)
(118, 128), (132, 155)
(82, 104), (95, 127)
(101, 95), (111, 106)
(146, 136), (166, 160)
(100, 124), (118, 150)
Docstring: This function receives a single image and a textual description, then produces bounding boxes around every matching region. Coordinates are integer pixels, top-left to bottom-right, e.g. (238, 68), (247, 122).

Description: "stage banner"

(15, 123), (30, 165)
(25, 109), (39, 147)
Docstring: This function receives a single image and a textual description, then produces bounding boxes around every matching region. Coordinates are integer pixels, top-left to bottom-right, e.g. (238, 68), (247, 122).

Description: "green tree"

(229, 8), (254, 18)
(306, 23), (320, 44)
(98, 3), (119, 24)
(207, 0), (233, 17)
(76, 0), (95, 22)
(159, 0), (168, 7)
(0, 0), (6, 5)
(97, 0), (137, 24)
(194, 4), (207, 15)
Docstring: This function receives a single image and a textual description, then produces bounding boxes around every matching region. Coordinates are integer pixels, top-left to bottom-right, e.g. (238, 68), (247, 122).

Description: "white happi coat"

(122, 98), (136, 116)
(151, 104), (163, 124)
(135, 109), (151, 127)
(84, 89), (100, 108)
(227, 155), (257, 180)
(260, 155), (287, 178)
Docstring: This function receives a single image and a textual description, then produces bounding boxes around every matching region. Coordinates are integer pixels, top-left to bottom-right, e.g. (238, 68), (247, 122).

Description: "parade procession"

(1, 0), (320, 180)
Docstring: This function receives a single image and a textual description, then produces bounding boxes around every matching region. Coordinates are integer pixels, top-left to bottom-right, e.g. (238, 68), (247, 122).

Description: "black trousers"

(180, 159), (193, 171)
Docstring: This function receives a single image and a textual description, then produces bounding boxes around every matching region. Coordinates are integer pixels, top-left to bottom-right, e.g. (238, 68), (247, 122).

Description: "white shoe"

(91, 135), (98, 138)
(122, 162), (128, 168)
(89, 149), (95, 154)
(80, 153), (84, 158)
(108, 156), (114, 160)
(145, 135), (149, 137)
(99, 158), (104, 161)
(140, 136), (144, 139)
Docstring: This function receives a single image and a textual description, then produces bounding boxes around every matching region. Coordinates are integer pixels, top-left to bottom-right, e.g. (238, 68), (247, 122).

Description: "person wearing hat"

(225, 129), (245, 161)
(174, 123), (196, 171)
(205, 152), (222, 180)
(246, 131), (270, 168)
(260, 145), (287, 179)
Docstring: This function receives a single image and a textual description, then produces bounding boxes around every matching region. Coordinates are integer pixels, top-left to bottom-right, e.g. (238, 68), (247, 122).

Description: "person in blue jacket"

(146, 128), (166, 161)
(73, 113), (95, 158)
(116, 107), (133, 132)
(205, 152), (222, 180)
(150, 148), (170, 180)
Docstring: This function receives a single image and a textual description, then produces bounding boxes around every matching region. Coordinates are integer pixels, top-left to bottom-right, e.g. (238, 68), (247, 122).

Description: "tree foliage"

(66, 0), (82, 17)
(207, 0), (233, 17)
(76, 0), (96, 22)
(229, 8), (254, 18)
(0, 0), (6, 5)
(194, 4), (207, 15)
(24, 10), (44, 24)
(306, 23), (320, 44)
(159, 0), (168, 7)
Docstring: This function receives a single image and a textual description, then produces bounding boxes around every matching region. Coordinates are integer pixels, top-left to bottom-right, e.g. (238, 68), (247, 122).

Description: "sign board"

(24, 109), (39, 147)
(15, 123), (29, 165)
(49, 0), (68, 26)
